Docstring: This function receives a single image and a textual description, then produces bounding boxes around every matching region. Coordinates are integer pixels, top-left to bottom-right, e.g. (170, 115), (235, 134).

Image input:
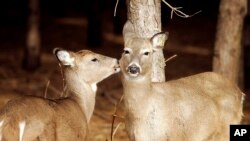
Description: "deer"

(0, 48), (120, 141)
(119, 32), (244, 141)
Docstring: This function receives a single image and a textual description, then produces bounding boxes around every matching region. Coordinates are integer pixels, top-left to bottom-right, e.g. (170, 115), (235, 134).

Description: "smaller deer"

(0, 48), (120, 141)
(119, 32), (244, 141)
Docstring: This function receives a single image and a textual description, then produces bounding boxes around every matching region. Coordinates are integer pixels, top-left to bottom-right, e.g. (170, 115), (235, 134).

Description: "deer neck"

(64, 70), (96, 123)
(122, 74), (152, 114)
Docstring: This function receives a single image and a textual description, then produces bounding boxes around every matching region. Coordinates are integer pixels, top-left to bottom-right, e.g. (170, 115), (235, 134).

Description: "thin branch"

(114, 0), (120, 16)
(165, 54), (177, 63)
(112, 122), (122, 140)
(113, 115), (125, 119)
(111, 94), (124, 141)
(114, 0), (201, 18)
(162, 0), (201, 19)
(44, 80), (50, 99)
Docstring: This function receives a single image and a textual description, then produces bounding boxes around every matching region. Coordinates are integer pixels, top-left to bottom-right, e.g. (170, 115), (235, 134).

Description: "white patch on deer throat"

(91, 83), (97, 93)
(0, 120), (4, 140)
(19, 121), (26, 141)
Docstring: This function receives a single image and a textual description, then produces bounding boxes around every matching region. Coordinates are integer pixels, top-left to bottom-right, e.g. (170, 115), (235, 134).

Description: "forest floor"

(0, 15), (249, 141)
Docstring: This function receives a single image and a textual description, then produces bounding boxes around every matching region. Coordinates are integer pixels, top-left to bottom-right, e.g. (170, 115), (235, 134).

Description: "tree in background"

(123, 0), (165, 82)
(22, 0), (41, 71)
(122, 0), (200, 82)
(213, 0), (247, 87)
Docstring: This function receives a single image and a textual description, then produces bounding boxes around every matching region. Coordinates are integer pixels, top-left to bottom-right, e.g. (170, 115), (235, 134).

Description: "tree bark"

(123, 0), (165, 82)
(213, 0), (247, 86)
(22, 0), (41, 71)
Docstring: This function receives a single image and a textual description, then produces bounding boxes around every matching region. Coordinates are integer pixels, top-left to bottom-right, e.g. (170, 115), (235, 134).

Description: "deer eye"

(143, 52), (150, 56)
(91, 58), (98, 62)
(124, 50), (130, 54)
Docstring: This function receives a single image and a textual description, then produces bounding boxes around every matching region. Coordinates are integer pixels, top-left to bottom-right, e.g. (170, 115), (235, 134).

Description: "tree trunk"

(123, 0), (165, 82)
(213, 0), (247, 87)
(22, 0), (41, 71)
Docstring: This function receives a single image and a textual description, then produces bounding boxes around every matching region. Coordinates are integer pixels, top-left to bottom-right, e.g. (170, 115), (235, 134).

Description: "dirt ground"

(0, 14), (250, 141)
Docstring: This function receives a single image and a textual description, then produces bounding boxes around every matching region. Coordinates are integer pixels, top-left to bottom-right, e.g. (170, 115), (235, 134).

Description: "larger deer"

(0, 48), (120, 141)
(119, 32), (244, 141)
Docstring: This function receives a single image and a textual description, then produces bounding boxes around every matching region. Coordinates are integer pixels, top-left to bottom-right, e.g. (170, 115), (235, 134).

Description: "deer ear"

(151, 32), (169, 50)
(53, 48), (75, 67)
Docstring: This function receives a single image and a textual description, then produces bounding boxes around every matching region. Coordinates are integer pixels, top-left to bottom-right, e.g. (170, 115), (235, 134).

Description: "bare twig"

(114, 0), (200, 18)
(113, 114), (125, 119)
(162, 0), (201, 19)
(112, 122), (122, 140)
(111, 94), (124, 141)
(114, 0), (120, 16)
(44, 80), (50, 99)
(165, 54), (177, 63)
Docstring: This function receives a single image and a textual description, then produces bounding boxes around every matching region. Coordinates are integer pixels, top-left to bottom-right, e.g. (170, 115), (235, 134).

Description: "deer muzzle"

(113, 62), (120, 73)
(127, 64), (140, 76)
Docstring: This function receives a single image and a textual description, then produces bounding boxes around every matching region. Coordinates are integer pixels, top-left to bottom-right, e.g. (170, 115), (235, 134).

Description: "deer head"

(54, 48), (120, 86)
(120, 32), (168, 80)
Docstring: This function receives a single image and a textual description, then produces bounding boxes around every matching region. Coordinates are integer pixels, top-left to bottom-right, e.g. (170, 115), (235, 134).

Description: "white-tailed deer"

(119, 32), (244, 141)
(0, 48), (120, 141)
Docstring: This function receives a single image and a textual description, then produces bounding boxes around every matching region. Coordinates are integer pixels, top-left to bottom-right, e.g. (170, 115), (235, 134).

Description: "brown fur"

(0, 49), (120, 141)
(120, 33), (244, 141)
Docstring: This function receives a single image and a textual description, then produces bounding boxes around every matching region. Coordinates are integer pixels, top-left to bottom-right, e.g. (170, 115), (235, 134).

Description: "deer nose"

(128, 65), (140, 75)
(114, 61), (120, 72)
